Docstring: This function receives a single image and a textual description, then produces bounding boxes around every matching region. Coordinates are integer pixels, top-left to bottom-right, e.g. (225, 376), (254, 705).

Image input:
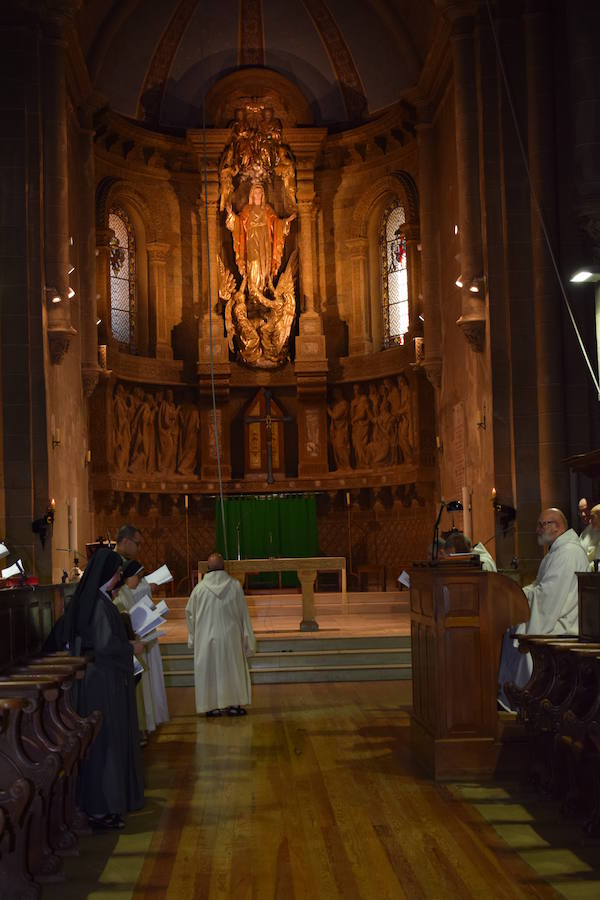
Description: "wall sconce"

(52, 427), (61, 449)
(491, 491), (516, 535)
(477, 405), (486, 430)
(455, 275), (464, 288)
(32, 499), (55, 548)
(469, 276), (486, 294)
(85, 449), (92, 465)
(46, 286), (62, 304)
(67, 287), (76, 299)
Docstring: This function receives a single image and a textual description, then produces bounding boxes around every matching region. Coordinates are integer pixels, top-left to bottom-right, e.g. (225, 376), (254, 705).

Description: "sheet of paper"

(2, 559), (23, 579)
(154, 599), (170, 617)
(133, 657), (144, 677)
(139, 594), (155, 610)
(129, 599), (166, 637)
(397, 570), (411, 588)
(145, 564), (173, 586)
(0, 543), (9, 560)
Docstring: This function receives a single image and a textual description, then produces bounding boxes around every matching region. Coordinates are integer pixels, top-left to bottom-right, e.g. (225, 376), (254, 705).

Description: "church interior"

(2, 0), (600, 896)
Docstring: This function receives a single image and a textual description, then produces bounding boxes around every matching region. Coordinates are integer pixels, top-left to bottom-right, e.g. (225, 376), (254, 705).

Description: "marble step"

(161, 637), (411, 685)
(164, 593), (406, 619)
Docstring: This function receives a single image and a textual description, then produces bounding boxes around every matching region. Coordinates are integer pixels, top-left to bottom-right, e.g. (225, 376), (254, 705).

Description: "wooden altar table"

(197, 557), (347, 631)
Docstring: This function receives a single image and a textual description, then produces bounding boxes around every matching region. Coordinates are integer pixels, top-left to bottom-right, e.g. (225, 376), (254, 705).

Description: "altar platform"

(159, 589), (410, 643)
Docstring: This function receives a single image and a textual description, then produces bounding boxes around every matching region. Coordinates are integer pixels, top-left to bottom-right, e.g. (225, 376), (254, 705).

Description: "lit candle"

(491, 487), (497, 500)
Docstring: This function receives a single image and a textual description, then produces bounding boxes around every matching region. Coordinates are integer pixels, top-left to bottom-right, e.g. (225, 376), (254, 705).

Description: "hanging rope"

(484, 0), (600, 399)
(201, 82), (229, 560)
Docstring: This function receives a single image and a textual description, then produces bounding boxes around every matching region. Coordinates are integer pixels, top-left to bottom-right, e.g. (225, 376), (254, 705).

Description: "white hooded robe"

(185, 570), (256, 714)
(498, 528), (589, 709)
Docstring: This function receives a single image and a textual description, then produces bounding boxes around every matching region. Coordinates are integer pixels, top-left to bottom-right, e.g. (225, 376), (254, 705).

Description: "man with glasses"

(498, 508), (588, 711)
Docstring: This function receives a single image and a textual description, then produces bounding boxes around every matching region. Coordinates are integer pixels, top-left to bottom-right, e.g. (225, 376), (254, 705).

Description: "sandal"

(206, 709), (222, 718)
(226, 706), (247, 717)
(89, 814), (125, 830)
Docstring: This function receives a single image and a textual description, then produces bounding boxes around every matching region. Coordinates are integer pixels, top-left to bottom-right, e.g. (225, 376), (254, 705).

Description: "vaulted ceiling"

(77, 0), (440, 130)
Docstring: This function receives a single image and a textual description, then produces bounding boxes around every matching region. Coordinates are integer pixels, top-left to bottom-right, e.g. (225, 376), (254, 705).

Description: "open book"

(128, 597), (169, 639)
(145, 564), (173, 587)
(2, 559), (24, 579)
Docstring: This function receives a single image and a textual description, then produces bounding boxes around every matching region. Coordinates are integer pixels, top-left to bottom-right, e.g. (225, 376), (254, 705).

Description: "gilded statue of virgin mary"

(225, 183), (295, 304)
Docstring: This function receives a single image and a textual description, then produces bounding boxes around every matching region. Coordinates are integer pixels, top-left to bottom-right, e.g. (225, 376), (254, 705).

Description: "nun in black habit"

(51, 547), (144, 828)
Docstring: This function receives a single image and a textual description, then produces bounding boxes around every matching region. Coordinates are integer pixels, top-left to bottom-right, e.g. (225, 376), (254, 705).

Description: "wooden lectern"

(410, 557), (530, 779)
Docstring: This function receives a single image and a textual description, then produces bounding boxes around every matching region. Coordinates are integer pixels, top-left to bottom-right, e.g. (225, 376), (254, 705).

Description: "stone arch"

(350, 172), (419, 241)
(348, 172), (420, 353)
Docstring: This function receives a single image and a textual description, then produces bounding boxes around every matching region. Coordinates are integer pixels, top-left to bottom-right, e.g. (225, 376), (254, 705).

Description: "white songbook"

(145, 564), (173, 586)
(129, 598), (167, 638)
(2, 559), (24, 579)
(133, 656), (144, 677)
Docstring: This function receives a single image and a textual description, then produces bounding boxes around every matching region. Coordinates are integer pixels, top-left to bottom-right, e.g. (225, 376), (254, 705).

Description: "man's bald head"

(207, 552), (225, 572)
(536, 508), (567, 547)
(590, 504), (600, 534)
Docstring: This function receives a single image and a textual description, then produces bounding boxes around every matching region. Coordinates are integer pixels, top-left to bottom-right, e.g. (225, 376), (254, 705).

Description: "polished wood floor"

(47, 682), (560, 899)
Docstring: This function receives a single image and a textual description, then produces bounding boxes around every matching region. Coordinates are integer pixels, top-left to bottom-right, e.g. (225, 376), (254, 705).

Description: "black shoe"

(226, 706), (247, 716)
(206, 709), (222, 718)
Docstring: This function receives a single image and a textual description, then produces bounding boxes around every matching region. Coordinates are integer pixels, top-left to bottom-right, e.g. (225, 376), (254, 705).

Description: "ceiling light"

(454, 225), (459, 235)
(469, 283), (480, 293)
(68, 265), (75, 275)
(455, 276), (463, 288)
(52, 294), (62, 304)
(570, 267), (600, 283)
(67, 287), (75, 299)
(96, 318), (101, 325)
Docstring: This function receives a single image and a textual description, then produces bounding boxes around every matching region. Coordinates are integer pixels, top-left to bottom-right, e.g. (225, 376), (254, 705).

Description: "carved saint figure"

(368, 399), (394, 466)
(157, 389), (178, 473)
(350, 384), (370, 468)
(128, 388), (153, 474)
(113, 384), (131, 473)
(226, 184), (295, 303)
(327, 388), (351, 470)
(176, 404), (200, 475)
(395, 373), (414, 463)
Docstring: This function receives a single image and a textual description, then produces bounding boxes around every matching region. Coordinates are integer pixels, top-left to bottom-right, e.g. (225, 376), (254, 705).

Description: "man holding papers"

(116, 524), (170, 731)
(186, 552), (256, 717)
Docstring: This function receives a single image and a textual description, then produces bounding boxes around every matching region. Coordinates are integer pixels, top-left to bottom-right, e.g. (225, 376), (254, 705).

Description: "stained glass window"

(109, 209), (136, 350)
(381, 204), (409, 347)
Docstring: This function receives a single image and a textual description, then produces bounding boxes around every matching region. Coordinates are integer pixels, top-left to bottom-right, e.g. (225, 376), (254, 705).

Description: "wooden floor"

(46, 682), (562, 900)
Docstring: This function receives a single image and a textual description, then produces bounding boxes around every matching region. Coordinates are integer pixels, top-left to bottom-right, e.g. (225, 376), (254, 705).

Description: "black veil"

(47, 548), (123, 651)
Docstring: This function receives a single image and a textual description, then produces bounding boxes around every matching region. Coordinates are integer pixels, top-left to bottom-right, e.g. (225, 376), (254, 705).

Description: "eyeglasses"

(536, 520), (558, 529)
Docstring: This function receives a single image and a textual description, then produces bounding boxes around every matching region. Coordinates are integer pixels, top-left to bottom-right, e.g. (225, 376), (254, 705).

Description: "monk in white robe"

(498, 508), (589, 710)
(185, 552), (256, 717)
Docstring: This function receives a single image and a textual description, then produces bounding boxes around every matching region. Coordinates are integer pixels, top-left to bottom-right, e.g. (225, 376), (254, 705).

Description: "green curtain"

(215, 495), (319, 587)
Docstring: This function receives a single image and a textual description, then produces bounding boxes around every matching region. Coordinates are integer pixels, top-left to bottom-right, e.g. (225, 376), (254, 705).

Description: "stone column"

(196, 181), (230, 372)
(403, 222), (422, 337)
(42, 13), (76, 362)
(346, 237), (373, 356)
(295, 160), (327, 362)
(147, 241), (172, 359)
(450, 12), (486, 350)
(95, 226), (114, 363)
(525, 0), (568, 510)
(79, 105), (100, 397)
(416, 120), (442, 389)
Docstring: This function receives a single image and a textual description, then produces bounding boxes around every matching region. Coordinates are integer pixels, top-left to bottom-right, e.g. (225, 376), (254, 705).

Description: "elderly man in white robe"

(116, 524), (170, 732)
(497, 508), (589, 711)
(186, 552), (256, 717)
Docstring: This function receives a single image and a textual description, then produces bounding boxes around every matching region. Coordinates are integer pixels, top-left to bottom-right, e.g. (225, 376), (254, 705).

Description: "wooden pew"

(0, 680), (62, 881)
(0, 698), (37, 900)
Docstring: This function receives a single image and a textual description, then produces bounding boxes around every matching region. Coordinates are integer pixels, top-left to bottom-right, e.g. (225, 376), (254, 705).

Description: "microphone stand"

(432, 502), (445, 561)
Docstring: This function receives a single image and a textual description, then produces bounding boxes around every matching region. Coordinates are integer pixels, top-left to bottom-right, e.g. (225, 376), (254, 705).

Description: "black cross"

(244, 389), (293, 484)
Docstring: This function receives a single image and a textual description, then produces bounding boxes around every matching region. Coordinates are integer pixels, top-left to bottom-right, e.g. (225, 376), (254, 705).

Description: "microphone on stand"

(432, 499), (463, 561)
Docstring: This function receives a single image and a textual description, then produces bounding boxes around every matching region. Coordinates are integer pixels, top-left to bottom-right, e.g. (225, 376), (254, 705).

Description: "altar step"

(164, 591), (403, 620)
(160, 634), (411, 685)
